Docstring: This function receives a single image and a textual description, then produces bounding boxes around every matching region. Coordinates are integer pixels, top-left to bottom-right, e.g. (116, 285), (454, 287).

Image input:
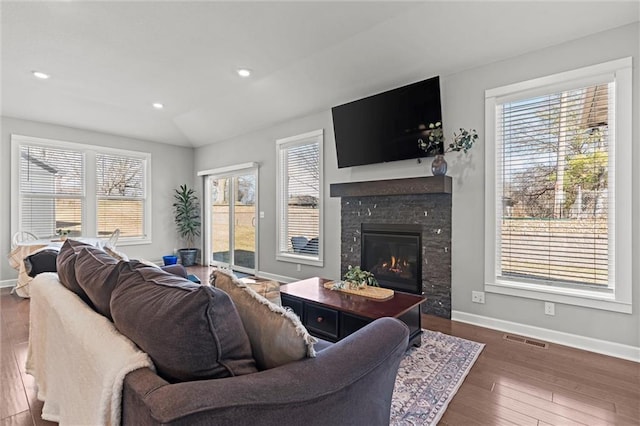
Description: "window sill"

(277, 253), (323, 268)
(485, 280), (632, 314)
(117, 238), (152, 246)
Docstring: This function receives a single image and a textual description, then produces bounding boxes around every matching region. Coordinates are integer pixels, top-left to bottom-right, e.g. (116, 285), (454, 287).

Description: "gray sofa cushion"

(111, 262), (258, 383)
(56, 239), (95, 306)
(74, 246), (120, 320)
(159, 264), (188, 279)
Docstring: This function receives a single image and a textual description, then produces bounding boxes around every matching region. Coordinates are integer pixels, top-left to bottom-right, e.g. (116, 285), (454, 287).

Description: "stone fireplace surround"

(330, 176), (452, 318)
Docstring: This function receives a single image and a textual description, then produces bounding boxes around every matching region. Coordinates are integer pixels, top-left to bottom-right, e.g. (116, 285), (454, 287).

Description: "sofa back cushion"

(159, 263), (188, 279)
(74, 246), (120, 320)
(211, 270), (316, 370)
(56, 239), (95, 306)
(111, 263), (258, 383)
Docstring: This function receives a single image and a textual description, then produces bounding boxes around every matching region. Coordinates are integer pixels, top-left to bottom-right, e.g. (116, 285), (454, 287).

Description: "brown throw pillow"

(56, 239), (95, 306)
(211, 270), (316, 370)
(74, 246), (120, 320)
(111, 263), (257, 383)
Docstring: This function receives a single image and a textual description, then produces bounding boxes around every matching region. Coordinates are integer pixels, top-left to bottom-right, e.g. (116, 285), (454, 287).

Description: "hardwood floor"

(1, 270), (638, 425)
(426, 315), (639, 425)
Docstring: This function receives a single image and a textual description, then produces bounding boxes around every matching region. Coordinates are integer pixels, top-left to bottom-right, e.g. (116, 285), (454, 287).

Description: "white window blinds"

(13, 135), (151, 243)
(19, 145), (84, 237)
(277, 130), (323, 262)
(496, 82), (612, 288)
(96, 153), (146, 238)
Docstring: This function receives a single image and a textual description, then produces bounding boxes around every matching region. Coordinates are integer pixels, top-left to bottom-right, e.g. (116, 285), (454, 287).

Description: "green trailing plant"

(341, 265), (379, 289)
(173, 184), (201, 248)
(418, 122), (479, 154)
(55, 229), (70, 238)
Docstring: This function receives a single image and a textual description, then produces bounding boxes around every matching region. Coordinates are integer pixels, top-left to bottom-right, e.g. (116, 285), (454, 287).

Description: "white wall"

(195, 22), (639, 351)
(1, 116), (194, 283)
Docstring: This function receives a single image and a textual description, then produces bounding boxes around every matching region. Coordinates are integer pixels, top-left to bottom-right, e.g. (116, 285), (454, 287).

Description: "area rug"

(390, 330), (485, 425)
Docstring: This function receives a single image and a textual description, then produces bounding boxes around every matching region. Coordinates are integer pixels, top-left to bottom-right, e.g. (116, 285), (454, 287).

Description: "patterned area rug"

(390, 330), (485, 425)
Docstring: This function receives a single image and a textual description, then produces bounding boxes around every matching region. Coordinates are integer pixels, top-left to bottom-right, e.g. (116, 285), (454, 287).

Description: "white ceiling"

(2, 1), (638, 148)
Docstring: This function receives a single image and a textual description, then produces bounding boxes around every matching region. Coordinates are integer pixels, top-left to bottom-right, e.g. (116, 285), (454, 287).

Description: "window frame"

(11, 134), (152, 245)
(275, 129), (324, 267)
(484, 58), (632, 313)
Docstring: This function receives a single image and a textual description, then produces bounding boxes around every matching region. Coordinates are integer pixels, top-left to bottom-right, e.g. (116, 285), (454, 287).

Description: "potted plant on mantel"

(173, 184), (201, 266)
(418, 122), (479, 176)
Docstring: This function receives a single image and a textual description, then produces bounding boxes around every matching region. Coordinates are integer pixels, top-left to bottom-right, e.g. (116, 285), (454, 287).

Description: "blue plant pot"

(163, 255), (178, 266)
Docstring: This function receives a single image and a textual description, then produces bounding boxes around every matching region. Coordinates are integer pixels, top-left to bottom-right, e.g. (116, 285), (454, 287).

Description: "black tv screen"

(331, 76), (442, 168)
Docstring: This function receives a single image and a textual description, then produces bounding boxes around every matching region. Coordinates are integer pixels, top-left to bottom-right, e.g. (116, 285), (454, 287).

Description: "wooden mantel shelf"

(329, 175), (452, 197)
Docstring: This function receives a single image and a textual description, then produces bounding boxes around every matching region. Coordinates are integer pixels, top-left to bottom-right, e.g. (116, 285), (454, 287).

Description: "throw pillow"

(111, 262), (258, 383)
(246, 279), (282, 306)
(24, 248), (59, 277)
(211, 270), (317, 370)
(74, 246), (120, 320)
(56, 239), (95, 306)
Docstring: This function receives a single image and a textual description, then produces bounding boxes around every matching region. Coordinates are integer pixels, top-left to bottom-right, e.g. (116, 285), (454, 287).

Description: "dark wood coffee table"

(280, 277), (425, 347)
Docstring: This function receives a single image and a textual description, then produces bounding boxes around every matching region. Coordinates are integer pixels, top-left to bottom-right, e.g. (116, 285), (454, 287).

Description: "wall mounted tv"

(331, 76), (442, 168)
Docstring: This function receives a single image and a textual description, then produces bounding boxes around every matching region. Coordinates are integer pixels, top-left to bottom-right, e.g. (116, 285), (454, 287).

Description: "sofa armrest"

(123, 317), (409, 426)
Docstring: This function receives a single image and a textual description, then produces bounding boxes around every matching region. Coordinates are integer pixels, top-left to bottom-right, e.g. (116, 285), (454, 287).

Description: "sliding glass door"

(205, 165), (257, 274)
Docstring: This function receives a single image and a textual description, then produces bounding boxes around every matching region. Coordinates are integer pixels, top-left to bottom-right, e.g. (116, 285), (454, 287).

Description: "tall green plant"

(173, 184), (201, 248)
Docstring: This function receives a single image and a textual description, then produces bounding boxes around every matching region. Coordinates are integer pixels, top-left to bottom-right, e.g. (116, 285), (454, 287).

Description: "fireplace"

(331, 176), (452, 318)
(361, 223), (422, 295)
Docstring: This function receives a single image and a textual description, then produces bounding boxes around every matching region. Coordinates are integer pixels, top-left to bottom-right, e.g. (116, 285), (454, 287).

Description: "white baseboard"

(257, 271), (297, 283)
(451, 310), (640, 363)
(0, 279), (17, 289)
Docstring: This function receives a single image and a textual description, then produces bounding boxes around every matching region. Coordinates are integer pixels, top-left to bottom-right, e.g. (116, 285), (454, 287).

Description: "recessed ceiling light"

(32, 71), (50, 79)
(152, 102), (164, 109)
(237, 68), (251, 78)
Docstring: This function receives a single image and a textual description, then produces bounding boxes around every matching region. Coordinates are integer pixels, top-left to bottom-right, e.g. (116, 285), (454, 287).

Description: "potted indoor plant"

(55, 228), (70, 241)
(337, 265), (379, 290)
(418, 122), (479, 175)
(173, 184), (201, 266)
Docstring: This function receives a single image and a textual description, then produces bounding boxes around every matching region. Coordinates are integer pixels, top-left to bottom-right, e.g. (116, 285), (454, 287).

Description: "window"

(18, 144), (84, 238)
(12, 135), (151, 244)
(276, 129), (323, 266)
(96, 153), (147, 239)
(484, 58), (632, 313)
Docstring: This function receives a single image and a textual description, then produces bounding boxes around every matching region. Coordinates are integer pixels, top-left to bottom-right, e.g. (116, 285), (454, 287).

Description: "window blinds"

(496, 83), (612, 287)
(279, 141), (320, 256)
(96, 153), (146, 238)
(19, 145), (84, 237)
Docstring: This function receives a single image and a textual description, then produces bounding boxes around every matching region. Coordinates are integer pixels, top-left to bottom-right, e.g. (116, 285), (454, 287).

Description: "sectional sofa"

(26, 240), (409, 425)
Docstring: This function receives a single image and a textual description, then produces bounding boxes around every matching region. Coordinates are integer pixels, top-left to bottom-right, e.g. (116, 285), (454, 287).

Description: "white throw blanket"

(26, 273), (154, 425)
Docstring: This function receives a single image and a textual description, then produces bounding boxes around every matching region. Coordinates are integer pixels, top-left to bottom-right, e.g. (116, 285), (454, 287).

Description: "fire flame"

(380, 256), (410, 274)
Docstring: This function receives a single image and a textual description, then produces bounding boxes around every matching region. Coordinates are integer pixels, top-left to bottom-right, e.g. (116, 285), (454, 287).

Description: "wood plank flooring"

(1, 268), (639, 425)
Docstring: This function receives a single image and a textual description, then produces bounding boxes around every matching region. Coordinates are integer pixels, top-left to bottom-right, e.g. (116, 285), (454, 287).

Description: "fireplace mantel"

(329, 175), (451, 198)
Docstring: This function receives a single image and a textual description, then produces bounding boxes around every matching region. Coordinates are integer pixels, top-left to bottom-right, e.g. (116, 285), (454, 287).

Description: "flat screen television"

(331, 76), (442, 168)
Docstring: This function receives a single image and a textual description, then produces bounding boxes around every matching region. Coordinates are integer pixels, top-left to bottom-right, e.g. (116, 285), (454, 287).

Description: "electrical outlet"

(545, 302), (555, 316)
(259, 211), (265, 219)
(296, 264), (301, 272)
(472, 291), (485, 304)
